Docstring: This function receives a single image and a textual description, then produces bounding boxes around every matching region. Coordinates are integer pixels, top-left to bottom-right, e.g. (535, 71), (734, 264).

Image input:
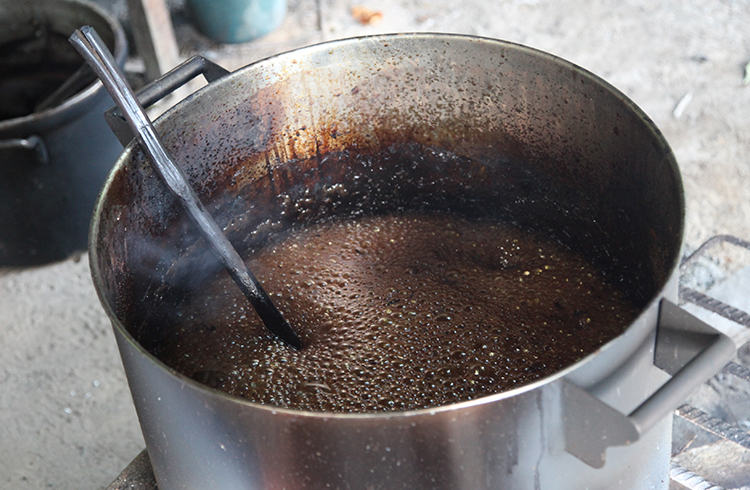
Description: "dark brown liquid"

(158, 213), (638, 412)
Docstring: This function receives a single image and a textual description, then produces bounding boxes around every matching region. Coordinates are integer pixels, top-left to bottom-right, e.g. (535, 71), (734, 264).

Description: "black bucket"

(0, 0), (127, 266)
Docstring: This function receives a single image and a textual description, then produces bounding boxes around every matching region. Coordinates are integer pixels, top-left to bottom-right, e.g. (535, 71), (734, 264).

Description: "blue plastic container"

(187, 0), (286, 44)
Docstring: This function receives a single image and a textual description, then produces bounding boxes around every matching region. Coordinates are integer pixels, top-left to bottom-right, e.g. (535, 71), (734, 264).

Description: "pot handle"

(563, 298), (735, 468)
(105, 55), (230, 146)
(0, 135), (49, 165)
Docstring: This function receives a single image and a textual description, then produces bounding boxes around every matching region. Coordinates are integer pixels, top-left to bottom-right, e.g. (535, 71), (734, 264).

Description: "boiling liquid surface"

(158, 213), (638, 412)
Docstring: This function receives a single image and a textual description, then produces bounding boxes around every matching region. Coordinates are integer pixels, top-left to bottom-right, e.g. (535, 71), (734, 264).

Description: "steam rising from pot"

(70, 26), (301, 348)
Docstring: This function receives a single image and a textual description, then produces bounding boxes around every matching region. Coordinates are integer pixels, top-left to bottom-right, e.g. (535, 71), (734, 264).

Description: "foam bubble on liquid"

(158, 213), (638, 413)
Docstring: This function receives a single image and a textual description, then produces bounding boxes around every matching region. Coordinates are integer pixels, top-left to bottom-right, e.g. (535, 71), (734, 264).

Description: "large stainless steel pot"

(0, 0), (126, 266)
(90, 35), (735, 489)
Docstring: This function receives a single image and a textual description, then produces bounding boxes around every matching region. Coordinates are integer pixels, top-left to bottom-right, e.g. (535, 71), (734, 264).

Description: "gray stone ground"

(0, 0), (749, 489)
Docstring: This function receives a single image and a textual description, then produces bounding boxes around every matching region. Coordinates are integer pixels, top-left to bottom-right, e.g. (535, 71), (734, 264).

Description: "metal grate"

(679, 286), (750, 330)
(670, 462), (726, 490)
(672, 235), (750, 490)
(675, 404), (750, 451)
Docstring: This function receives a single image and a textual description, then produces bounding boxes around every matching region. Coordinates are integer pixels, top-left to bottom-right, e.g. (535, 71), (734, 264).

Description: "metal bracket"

(564, 299), (735, 468)
(654, 300), (734, 376)
(562, 380), (639, 468)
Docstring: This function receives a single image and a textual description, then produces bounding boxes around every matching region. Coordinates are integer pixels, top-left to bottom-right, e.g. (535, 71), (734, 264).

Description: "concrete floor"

(1, 0), (749, 488)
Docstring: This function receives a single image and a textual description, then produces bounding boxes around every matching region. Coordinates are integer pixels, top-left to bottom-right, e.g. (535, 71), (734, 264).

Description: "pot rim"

(90, 32), (685, 419)
(0, 0), (127, 136)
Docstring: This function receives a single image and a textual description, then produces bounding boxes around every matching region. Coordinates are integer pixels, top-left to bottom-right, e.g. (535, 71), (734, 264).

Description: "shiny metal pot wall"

(91, 35), (735, 489)
(0, 0), (126, 266)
